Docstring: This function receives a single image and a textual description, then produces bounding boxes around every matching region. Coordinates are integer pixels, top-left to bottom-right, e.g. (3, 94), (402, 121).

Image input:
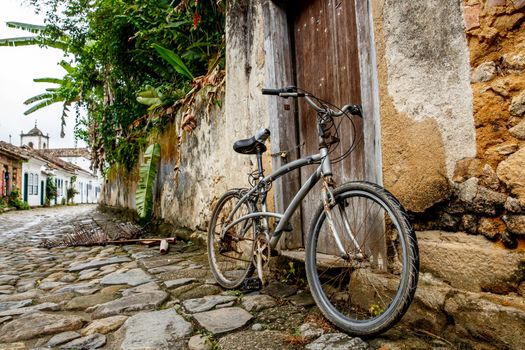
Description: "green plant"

(223, 289), (243, 297)
(2, 1), (226, 173)
(66, 176), (78, 204)
(369, 304), (385, 317)
(135, 143), (161, 223)
(7, 188), (30, 210)
(281, 262), (296, 283)
(46, 177), (57, 205)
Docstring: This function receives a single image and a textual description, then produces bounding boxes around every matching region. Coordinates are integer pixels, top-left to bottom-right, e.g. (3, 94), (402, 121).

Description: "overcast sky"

(0, 0), (86, 148)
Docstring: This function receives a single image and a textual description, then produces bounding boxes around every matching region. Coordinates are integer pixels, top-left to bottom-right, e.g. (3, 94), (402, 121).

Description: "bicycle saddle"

(233, 128), (270, 154)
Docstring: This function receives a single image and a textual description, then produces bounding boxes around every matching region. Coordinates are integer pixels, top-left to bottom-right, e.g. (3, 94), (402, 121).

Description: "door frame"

(263, 0), (382, 249)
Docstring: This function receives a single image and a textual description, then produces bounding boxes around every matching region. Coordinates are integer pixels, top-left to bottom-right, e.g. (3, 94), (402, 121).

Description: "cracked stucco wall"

(102, 0), (270, 231)
(374, 0), (476, 211)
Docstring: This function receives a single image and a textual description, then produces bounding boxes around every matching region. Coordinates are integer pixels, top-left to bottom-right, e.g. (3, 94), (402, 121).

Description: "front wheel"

(207, 189), (256, 289)
(305, 181), (419, 336)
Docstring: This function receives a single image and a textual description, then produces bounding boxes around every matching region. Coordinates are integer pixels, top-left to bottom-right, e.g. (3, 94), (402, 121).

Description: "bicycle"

(207, 86), (419, 336)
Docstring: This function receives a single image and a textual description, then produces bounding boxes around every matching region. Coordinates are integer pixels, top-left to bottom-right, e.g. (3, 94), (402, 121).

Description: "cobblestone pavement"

(0, 205), (452, 350)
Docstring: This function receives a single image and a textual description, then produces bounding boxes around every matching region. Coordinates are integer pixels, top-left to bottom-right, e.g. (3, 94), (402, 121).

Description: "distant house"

(1, 125), (100, 207)
(0, 141), (28, 201)
(23, 146), (100, 205)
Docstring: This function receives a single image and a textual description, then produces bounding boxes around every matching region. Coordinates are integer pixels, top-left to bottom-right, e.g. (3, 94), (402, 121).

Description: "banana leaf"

(34, 77), (64, 84)
(0, 36), (67, 50)
(135, 143), (161, 222)
(23, 96), (62, 115)
(136, 96), (162, 106)
(6, 22), (46, 33)
(153, 44), (194, 80)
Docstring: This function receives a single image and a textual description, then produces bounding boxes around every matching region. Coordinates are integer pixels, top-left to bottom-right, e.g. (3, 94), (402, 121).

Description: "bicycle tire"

(305, 181), (419, 336)
(207, 189), (256, 289)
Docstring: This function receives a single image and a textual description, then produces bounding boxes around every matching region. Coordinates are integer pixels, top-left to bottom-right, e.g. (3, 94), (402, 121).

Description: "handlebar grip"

(350, 105), (363, 117)
(262, 88), (281, 95)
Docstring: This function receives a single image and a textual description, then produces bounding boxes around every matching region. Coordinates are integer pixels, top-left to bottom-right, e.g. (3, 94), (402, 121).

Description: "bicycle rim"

(208, 190), (255, 289)
(306, 182), (418, 336)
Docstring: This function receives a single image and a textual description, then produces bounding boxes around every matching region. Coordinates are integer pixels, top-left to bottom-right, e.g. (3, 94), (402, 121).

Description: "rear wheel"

(207, 189), (256, 289)
(306, 181), (419, 336)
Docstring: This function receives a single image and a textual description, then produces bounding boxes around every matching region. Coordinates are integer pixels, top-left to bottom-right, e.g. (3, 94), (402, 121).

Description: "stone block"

(0, 312), (84, 342)
(502, 215), (525, 236)
(478, 217), (505, 240)
(118, 309), (192, 350)
(193, 307), (252, 334)
(510, 91), (525, 117)
(486, 0), (506, 7)
(402, 273), (452, 333)
(471, 61), (497, 83)
(509, 119), (525, 140)
(418, 231), (524, 293)
(512, 0), (525, 10)
(497, 148), (525, 200)
(444, 291), (525, 349)
(464, 4), (481, 30)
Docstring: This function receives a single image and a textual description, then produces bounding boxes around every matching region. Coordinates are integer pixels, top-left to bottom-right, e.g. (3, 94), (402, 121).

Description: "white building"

(20, 151), (52, 206)
(14, 125), (101, 206)
(20, 123), (50, 150)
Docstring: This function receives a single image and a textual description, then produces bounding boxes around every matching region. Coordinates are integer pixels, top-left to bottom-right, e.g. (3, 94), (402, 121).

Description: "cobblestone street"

(0, 205), (455, 350)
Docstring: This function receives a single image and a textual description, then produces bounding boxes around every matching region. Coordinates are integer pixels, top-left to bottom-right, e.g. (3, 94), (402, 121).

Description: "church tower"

(20, 122), (50, 150)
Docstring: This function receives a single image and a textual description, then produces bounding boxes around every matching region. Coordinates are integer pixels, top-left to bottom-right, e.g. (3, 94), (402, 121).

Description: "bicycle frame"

(221, 145), (360, 258)
(219, 91), (365, 259)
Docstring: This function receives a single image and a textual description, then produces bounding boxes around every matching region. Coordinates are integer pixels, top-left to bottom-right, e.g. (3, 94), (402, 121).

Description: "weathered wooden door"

(291, 0), (366, 252)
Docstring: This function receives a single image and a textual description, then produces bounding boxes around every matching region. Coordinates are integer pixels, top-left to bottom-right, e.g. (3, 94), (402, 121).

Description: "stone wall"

(372, 0), (477, 213)
(409, 0), (525, 247)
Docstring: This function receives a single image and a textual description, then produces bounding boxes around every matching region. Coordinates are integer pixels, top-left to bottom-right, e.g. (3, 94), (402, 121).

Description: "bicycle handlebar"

(262, 86), (362, 118)
(261, 86), (299, 95)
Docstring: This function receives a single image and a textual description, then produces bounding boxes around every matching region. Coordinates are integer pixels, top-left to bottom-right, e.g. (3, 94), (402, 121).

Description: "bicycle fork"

(322, 177), (364, 261)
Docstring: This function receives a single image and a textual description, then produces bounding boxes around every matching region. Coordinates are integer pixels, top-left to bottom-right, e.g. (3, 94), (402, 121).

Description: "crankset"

(253, 235), (271, 285)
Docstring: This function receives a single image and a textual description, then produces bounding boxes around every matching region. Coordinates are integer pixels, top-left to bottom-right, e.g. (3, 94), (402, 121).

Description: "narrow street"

(0, 206), (447, 350)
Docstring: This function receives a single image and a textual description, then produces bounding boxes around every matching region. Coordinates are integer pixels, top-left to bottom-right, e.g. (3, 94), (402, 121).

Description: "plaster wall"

(75, 173), (99, 204)
(101, 0), (270, 231)
(372, 0), (476, 212)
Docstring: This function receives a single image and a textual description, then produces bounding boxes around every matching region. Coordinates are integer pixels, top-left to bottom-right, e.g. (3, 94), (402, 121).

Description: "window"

(28, 141), (34, 148)
(34, 174), (39, 195)
(29, 174), (33, 195)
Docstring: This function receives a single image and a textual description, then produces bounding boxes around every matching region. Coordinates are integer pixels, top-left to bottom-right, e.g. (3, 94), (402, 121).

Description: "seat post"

(256, 146), (264, 179)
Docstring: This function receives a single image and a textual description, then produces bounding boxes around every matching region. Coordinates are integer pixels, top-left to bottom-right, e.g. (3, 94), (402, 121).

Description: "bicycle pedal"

(241, 277), (262, 291)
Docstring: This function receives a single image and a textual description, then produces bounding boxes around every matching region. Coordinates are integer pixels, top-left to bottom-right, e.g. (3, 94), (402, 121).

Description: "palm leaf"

(34, 77), (63, 84)
(135, 144), (161, 222)
(23, 96), (63, 115)
(59, 61), (75, 74)
(23, 92), (57, 105)
(6, 22), (46, 34)
(0, 36), (41, 47)
(153, 44), (194, 80)
(0, 36), (68, 50)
